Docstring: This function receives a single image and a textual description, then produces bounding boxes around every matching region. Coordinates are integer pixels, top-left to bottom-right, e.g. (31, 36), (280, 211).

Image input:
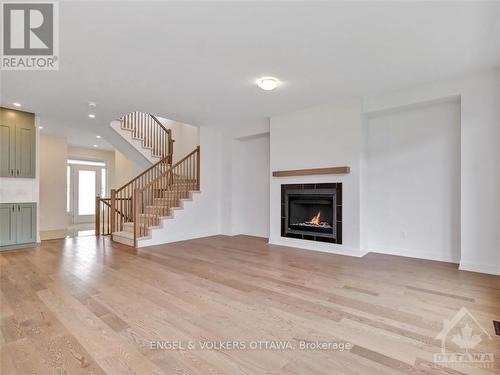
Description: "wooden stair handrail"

(115, 155), (170, 194)
(132, 146), (200, 246)
(150, 114), (171, 136)
(120, 112), (174, 163)
(150, 114), (174, 163)
(138, 146), (200, 192)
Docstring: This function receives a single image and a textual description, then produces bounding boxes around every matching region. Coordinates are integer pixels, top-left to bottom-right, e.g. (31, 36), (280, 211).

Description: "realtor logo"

(1, 1), (59, 69)
(434, 307), (493, 369)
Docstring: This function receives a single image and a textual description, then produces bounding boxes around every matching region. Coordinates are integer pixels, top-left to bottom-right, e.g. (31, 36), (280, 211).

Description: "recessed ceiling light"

(93, 144), (98, 148)
(88, 102), (97, 108)
(96, 135), (101, 139)
(13, 102), (21, 107)
(39, 126), (43, 130)
(88, 114), (96, 118)
(257, 77), (279, 91)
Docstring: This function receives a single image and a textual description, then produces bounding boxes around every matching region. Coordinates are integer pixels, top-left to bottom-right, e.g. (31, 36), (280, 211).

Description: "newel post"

(196, 145), (200, 190)
(168, 130), (174, 165)
(133, 189), (141, 248)
(95, 196), (100, 236)
(110, 189), (116, 241)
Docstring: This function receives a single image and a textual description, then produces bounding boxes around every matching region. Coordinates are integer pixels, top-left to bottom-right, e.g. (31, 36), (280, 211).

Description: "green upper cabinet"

(0, 107), (36, 178)
(16, 121), (36, 177)
(0, 122), (15, 177)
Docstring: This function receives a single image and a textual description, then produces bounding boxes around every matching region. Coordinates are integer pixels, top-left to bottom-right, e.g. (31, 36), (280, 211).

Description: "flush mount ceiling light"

(13, 102), (21, 107)
(257, 77), (279, 91)
(88, 114), (95, 118)
(96, 135), (101, 139)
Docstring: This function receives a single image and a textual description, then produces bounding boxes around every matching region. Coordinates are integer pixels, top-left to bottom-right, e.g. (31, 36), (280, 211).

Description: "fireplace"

(281, 183), (342, 243)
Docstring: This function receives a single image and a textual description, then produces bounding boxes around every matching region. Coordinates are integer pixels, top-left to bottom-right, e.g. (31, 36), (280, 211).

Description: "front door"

(72, 165), (101, 223)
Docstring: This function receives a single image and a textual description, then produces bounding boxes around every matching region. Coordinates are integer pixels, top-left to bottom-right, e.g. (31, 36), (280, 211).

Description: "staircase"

(113, 111), (174, 163)
(96, 112), (200, 247)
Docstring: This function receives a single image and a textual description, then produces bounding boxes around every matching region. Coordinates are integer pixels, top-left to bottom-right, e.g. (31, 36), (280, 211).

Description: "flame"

(310, 211), (321, 225)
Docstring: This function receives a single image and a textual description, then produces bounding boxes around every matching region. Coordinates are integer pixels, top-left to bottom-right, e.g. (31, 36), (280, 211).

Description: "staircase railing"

(133, 146), (200, 245)
(95, 196), (111, 235)
(110, 155), (171, 238)
(121, 112), (174, 163)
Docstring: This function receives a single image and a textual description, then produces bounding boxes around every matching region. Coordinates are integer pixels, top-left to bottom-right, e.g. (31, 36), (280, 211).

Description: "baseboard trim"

(459, 261), (500, 276)
(367, 247), (460, 264)
(138, 231), (218, 247)
(40, 228), (68, 240)
(0, 242), (37, 251)
(268, 236), (366, 258)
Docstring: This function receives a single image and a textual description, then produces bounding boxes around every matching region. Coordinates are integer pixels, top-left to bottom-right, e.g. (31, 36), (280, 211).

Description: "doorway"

(67, 159), (107, 224)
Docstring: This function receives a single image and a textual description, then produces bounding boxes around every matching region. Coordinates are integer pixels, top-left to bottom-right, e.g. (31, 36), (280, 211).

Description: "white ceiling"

(1, 1), (499, 149)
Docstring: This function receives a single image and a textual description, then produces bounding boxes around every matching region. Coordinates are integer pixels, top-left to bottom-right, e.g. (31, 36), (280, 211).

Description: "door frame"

(71, 164), (102, 224)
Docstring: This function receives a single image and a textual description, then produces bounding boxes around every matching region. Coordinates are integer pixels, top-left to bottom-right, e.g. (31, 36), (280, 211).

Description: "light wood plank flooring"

(1, 235), (499, 374)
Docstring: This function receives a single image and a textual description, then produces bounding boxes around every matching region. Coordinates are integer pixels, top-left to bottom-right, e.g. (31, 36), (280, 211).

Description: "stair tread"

(113, 230), (151, 240)
(121, 222), (162, 228)
(113, 231), (134, 239)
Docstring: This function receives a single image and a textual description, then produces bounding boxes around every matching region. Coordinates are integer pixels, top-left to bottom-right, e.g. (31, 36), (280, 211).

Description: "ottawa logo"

(434, 307), (494, 369)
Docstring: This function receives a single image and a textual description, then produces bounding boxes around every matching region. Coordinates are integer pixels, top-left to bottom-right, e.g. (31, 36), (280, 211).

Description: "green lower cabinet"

(0, 204), (16, 246)
(0, 202), (36, 248)
(16, 203), (37, 244)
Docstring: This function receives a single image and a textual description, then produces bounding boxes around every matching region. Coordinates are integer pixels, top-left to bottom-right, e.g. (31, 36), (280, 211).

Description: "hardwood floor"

(1, 235), (499, 374)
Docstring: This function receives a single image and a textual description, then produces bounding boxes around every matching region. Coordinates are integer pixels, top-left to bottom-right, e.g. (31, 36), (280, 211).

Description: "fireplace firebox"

(281, 183), (342, 243)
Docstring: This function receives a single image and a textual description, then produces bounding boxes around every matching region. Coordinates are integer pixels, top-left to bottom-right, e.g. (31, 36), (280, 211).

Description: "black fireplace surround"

(281, 183), (342, 244)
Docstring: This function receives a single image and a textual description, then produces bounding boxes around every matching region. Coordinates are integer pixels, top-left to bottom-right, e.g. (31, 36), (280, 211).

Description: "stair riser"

(122, 223), (149, 233)
(157, 192), (190, 199)
(139, 217), (160, 226)
(153, 199), (181, 206)
(123, 224), (134, 233)
(145, 207), (171, 216)
(155, 188), (194, 194)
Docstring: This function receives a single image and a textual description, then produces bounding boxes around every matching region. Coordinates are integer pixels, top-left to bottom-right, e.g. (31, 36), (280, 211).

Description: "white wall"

(218, 121), (271, 236)
(365, 99), (461, 262)
(155, 117), (200, 163)
(40, 135), (68, 231)
(113, 149), (142, 189)
(265, 69), (499, 275)
(37, 136), (144, 233)
(0, 117), (41, 242)
(364, 68), (500, 275)
(67, 145), (142, 192)
(231, 133), (270, 238)
(170, 122), (199, 162)
(269, 98), (364, 256)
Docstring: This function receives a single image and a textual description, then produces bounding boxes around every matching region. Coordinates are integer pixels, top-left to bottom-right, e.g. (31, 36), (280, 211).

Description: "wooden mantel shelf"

(272, 166), (350, 177)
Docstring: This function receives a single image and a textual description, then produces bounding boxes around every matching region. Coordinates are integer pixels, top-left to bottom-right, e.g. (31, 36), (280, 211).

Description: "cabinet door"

(0, 107), (35, 178)
(16, 122), (36, 178)
(0, 123), (15, 177)
(16, 203), (36, 244)
(0, 204), (16, 246)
